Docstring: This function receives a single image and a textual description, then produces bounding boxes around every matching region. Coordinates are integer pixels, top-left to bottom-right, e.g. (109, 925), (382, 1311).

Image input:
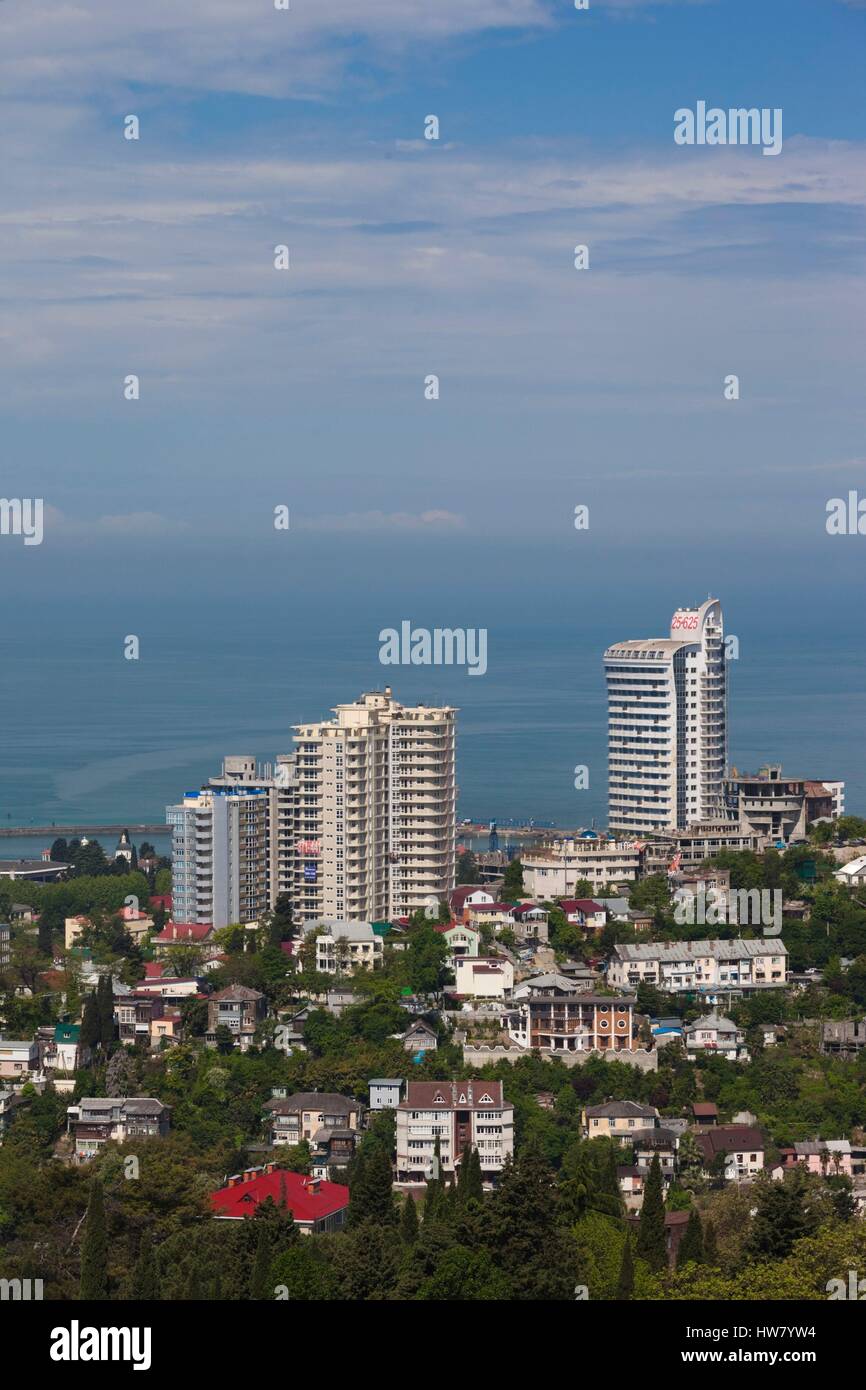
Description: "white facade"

(395, 1081), (513, 1183)
(835, 855), (866, 888)
(609, 939), (788, 994)
(522, 836), (643, 894)
(166, 784), (270, 928)
(291, 689), (457, 923)
(453, 956), (514, 998)
(605, 598), (726, 834)
(304, 920), (384, 975)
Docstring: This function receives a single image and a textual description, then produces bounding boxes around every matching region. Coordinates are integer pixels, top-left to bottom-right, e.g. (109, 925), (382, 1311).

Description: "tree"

(456, 849), (479, 885)
(635, 1154), (667, 1273)
(501, 858), (524, 900)
(408, 924), (450, 996)
(79, 1178), (109, 1299)
(250, 1225), (272, 1300)
(489, 1142), (576, 1300)
(401, 1194), (420, 1245)
(703, 1219), (719, 1265)
(458, 1145), (484, 1205)
(677, 1208), (704, 1266)
(616, 1234), (634, 1300)
(744, 1175), (817, 1262)
(348, 1140), (397, 1228)
(130, 1234), (159, 1300)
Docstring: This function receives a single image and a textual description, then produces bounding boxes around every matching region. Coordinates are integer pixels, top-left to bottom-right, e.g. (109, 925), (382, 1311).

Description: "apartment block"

(166, 784), (270, 928)
(521, 835), (644, 895)
(605, 598), (726, 834)
(291, 688), (457, 923)
(395, 1080), (513, 1185)
(723, 764), (845, 846)
(608, 939), (789, 994)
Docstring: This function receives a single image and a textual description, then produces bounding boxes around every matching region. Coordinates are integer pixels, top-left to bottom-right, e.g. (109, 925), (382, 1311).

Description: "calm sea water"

(2, 594), (865, 836)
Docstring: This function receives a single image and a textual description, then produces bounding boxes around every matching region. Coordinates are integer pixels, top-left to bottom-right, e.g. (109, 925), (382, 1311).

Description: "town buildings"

(168, 690), (457, 929)
(302, 919), (384, 975)
(205, 984), (267, 1051)
(608, 939), (789, 995)
(211, 1164), (349, 1234)
(290, 689), (456, 924)
(604, 598), (727, 834)
(66, 1097), (171, 1163)
(694, 1124), (765, 1181)
(0, 1038), (40, 1081)
(723, 765), (845, 845)
(521, 835), (644, 894)
(582, 1100), (660, 1139)
(166, 784), (271, 928)
(453, 955), (514, 999)
(683, 1012), (748, 1061)
(0, 922), (9, 968)
(394, 1080), (513, 1186)
(508, 976), (637, 1054)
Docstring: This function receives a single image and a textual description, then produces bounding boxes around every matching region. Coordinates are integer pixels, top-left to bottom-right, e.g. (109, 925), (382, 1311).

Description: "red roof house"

(210, 1164), (349, 1234)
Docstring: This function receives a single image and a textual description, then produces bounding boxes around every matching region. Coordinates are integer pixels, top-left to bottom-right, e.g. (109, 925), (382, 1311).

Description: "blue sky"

(1, 0), (865, 584)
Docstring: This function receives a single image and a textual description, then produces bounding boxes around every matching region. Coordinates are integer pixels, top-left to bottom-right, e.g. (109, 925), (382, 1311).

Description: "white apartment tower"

(604, 598), (726, 834)
(291, 688), (457, 923)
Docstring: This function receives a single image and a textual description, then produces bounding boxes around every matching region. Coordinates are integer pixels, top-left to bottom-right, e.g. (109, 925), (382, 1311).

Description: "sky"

(1, 0), (865, 823)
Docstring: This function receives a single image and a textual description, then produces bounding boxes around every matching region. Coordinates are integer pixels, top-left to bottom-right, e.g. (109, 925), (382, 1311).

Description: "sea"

(2, 591), (865, 854)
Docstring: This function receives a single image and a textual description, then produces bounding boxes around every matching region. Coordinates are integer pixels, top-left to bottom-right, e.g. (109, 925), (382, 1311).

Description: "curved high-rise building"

(604, 598), (726, 834)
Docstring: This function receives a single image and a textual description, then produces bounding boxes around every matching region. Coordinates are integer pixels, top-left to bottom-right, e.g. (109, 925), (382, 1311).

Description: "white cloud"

(299, 510), (466, 533)
(44, 507), (191, 537)
(0, 0), (553, 100)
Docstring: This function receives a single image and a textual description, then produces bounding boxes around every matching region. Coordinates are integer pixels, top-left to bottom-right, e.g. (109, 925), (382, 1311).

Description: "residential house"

(684, 1012), (749, 1062)
(206, 985), (267, 1052)
(369, 1078), (405, 1111)
(401, 1019), (438, 1054)
(433, 921), (481, 958)
(691, 1102), (719, 1126)
(834, 855), (866, 888)
(631, 1126), (678, 1177)
(0, 1039), (40, 1082)
(464, 902), (516, 932)
(511, 903), (549, 943)
(264, 1091), (363, 1147)
(558, 899), (607, 932)
(582, 1100), (660, 1139)
(66, 1097), (171, 1163)
(694, 1124), (765, 1181)
(448, 886), (496, 920)
(452, 956), (514, 1000)
(305, 920), (384, 975)
(211, 1164), (349, 1233)
(510, 976), (637, 1055)
(822, 1019), (866, 1058)
(395, 1080), (514, 1186)
(152, 921), (216, 957)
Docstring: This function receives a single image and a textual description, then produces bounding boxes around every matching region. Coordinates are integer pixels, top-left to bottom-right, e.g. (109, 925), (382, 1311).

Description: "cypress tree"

(79, 1178), (109, 1300)
(703, 1219), (719, 1265)
(80, 991), (99, 1052)
(635, 1154), (667, 1273)
(250, 1226), (271, 1300)
(349, 1140), (397, 1227)
(616, 1234), (634, 1300)
(185, 1261), (203, 1301)
(677, 1208), (704, 1267)
(458, 1145), (484, 1205)
(130, 1233), (159, 1300)
(401, 1193), (420, 1244)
